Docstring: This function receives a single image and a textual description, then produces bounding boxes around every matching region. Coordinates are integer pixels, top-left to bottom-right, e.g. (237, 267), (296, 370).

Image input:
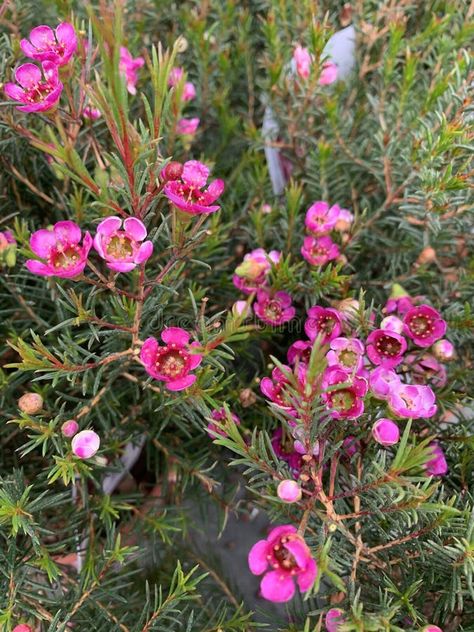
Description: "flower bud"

(161, 161), (183, 182)
(372, 418), (400, 446)
(325, 608), (345, 631)
(261, 203), (272, 214)
(232, 300), (252, 318)
(71, 430), (100, 459)
(277, 479), (302, 503)
(18, 392), (43, 414)
(420, 626), (443, 632)
(416, 247), (437, 266)
(61, 419), (79, 438)
(433, 339), (455, 362)
(380, 315), (404, 334)
(239, 388), (256, 408)
(425, 442), (448, 476)
(13, 625), (32, 632)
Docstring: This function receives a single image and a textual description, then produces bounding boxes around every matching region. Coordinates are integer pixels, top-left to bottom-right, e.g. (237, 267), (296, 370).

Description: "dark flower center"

(376, 334), (402, 357)
(156, 350), (187, 378)
(264, 300), (282, 321)
(273, 538), (298, 570)
(408, 315), (433, 338)
(317, 315), (335, 334)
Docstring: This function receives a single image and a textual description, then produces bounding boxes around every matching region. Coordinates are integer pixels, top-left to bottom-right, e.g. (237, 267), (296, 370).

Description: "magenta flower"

(293, 45), (312, 79)
(372, 418), (400, 446)
(421, 626), (443, 632)
(140, 327), (202, 391)
(403, 305), (447, 348)
(168, 67), (196, 101)
(93, 216), (153, 272)
(388, 382), (437, 419)
(425, 443), (448, 477)
(305, 201), (342, 235)
(182, 82), (196, 101)
(366, 329), (407, 368)
(206, 407), (240, 438)
(369, 366), (401, 400)
(254, 289), (295, 326)
(433, 339), (455, 362)
(233, 248), (281, 294)
(119, 46), (145, 95)
(83, 105), (101, 120)
(176, 117), (199, 135)
(322, 367), (368, 419)
(4, 62), (63, 112)
(13, 625), (32, 632)
(327, 337), (365, 373)
(21, 22), (77, 66)
(277, 480), (302, 503)
(304, 306), (342, 344)
(261, 366), (297, 414)
(287, 339), (313, 365)
(26, 220), (92, 278)
(406, 353), (447, 389)
(385, 284), (415, 315)
(61, 419), (79, 438)
(301, 235), (339, 266)
(71, 429), (100, 459)
(319, 61), (338, 85)
(248, 525), (317, 602)
(164, 160), (225, 215)
(325, 608), (346, 631)
(168, 67), (184, 85)
(271, 428), (303, 474)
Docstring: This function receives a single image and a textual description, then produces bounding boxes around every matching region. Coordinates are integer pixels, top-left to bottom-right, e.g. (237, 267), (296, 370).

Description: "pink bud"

(421, 626), (443, 632)
(277, 479), (302, 503)
(161, 161), (183, 182)
(380, 315), (404, 334)
(433, 339), (454, 362)
(325, 608), (345, 631)
(261, 203), (272, 214)
(61, 419), (79, 438)
(13, 625), (32, 632)
(18, 392), (43, 414)
(372, 418), (400, 446)
(71, 430), (100, 459)
(232, 300), (252, 318)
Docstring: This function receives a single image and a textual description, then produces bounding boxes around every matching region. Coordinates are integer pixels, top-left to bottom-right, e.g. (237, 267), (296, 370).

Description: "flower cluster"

(301, 200), (353, 267)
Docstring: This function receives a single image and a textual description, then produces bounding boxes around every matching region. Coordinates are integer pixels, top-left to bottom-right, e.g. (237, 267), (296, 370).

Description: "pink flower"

(372, 418), (400, 446)
(248, 525), (317, 602)
(61, 419), (79, 438)
(0, 230), (15, 250)
(305, 201), (342, 235)
(325, 608), (346, 631)
(327, 337), (365, 373)
(293, 45), (312, 79)
(182, 82), (196, 101)
(261, 366), (296, 414)
(301, 235), (339, 266)
(433, 339), (455, 362)
(271, 428), (303, 474)
(319, 61), (338, 85)
(366, 329), (407, 368)
(277, 480), (302, 503)
(406, 353), (447, 389)
(322, 367), (368, 419)
(421, 625), (443, 632)
(176, 117), (200, 135)
(168, 67), (184, 85)
(71, 429), (100, 459)
(385, 284), (415, 315)
(233, 248), (281, 294)
(287, 339), (313, 365)
(206, 407), (240, 438)
(119, 46), (145, 95)
(167, 66), (196, 99)
(93, 216), (153, 272)
(4, 62), (63, 112)
(20, 22), (77, 66)
(232, 300), (252, 318)
(13, 626), (32, 632)
(164, 160), (224, 215)
(26, 220), (92, 278)
(140, 327), (202, 391)
(388, 382), (437, 419)
(83, 105), (101, 120)
(425, 443), (448, 477)
(403, 305), (447, 348)
(254, 289), (295, 326)
(304, 306), (342, 344)
(160, 161), (184, 182)
(369, 366), (401, 400)
(380, 315), (404, 334)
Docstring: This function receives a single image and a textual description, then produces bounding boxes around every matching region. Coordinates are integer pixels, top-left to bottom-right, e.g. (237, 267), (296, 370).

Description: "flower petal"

(29, 25), (55, 48)
(260, 571), (295, 603)
(20, 39), (38, 58)
(4, 83), (26, 102)
(55, 22), (77, 49)
(166, 374), (196, 391)
(53, 220), (81, 244)
(187, 350), (202, 371)
(15, 63), (42, 88)
(202, 178), (225, 204)
(97, 216), (122, 236)
(107, 261), (136, 272)
(296, 557), (317, 592)
(26, 259), (52, 276)
(124, 217), (147, 241)
(267, 524), (297, 544)
(135, 240), (153, 264)
(161, 327), (190, 346)
(140, 337), (158, 367)
(284, 538), (311, 569)
(182, 160), (209, 188)
(248, 540), (270, 575)
(30, 229), (56, 257)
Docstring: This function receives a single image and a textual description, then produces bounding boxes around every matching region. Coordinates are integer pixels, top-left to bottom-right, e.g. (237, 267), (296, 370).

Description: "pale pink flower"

(380, 315), (404, 334)
(327, 337), (365, 373)
(119, 46), (145, 95)
(5, 62), (63, 112)
(21, 22), (77, 66)
(248, 525), (317, 602)
(369, 366), (401, 400)
(433, 339), (455, 362)
(232, 300), (252, 318)
(93, 216), (153, 272)
(71, 429), (100, 459)
(176, 117), (199, 135)
(61, 419), (79, 438)
(140, 327), (202, 391)
(388, 382), (437, 419)
(26, 220), (92, 278)
(293, 45), (312, 79)
(319, 61), (338, 85)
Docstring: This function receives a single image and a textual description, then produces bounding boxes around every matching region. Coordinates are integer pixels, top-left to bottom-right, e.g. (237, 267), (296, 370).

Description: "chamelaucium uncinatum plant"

(0, 1), (473, 631)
